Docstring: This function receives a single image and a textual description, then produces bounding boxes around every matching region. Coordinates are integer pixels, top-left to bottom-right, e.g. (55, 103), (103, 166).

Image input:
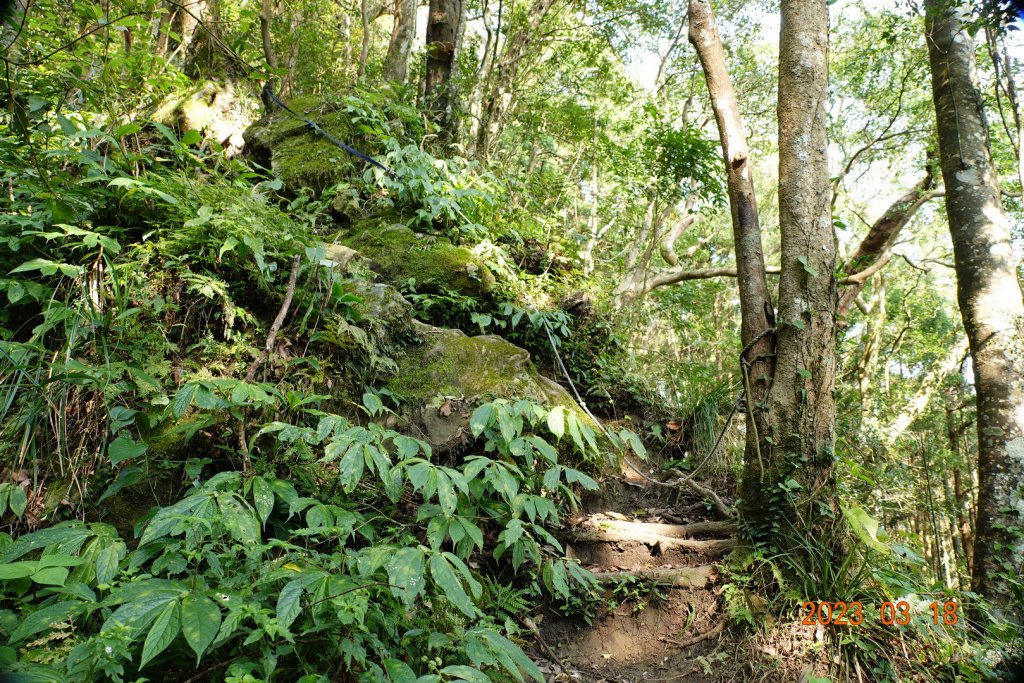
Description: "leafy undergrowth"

(0, 108), (653, 682)
(0, 397), (628, 682)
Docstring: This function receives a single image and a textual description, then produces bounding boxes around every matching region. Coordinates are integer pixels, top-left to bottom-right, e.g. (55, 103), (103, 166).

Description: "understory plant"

(0, 397), (611, 682)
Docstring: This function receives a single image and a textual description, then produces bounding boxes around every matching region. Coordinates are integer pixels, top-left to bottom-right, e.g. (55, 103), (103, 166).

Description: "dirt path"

(531, 465), (741, 682)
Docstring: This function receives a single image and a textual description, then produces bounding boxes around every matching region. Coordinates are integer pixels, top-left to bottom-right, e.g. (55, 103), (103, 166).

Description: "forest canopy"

(1, 0), (1023, 680)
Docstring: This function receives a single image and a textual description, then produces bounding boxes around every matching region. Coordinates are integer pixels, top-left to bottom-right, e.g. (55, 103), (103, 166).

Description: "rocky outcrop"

(340, 222), (494, 299)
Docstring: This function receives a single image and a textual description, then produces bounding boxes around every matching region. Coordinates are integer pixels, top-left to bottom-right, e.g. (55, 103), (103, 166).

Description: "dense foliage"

(2, 0), (1023, 680)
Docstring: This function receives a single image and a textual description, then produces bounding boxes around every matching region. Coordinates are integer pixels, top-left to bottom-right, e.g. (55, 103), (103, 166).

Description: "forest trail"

(534, 466), (738, 682)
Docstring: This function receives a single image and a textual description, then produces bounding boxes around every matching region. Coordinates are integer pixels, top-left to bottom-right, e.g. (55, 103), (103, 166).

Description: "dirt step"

(577, 518), (735, 539)
(571, 529), (735, 553)
(566, 518), (735, 571)
(538, 583), (723, 682)
(589, 564), (718, 588)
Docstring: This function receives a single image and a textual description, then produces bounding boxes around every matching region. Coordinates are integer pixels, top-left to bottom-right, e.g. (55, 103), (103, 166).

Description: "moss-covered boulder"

(341, 223), (494, 298)
(243, 96), (363, 193)
(154, 80), (259, 155)
(388, 323), (587, 452)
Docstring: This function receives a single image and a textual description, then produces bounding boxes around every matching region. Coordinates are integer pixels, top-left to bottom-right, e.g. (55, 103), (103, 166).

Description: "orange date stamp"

(801, 600), (959, 626)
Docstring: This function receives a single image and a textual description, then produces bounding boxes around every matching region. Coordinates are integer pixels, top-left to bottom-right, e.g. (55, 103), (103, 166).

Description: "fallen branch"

(659, 620), (724, 649)
(245, 254), (302, 382)
(516, 616), (568, 675)
(622, 457), (736, 519)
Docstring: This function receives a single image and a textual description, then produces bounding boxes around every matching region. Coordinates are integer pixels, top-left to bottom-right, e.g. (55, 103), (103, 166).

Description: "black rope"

(262, 85), (396, 178)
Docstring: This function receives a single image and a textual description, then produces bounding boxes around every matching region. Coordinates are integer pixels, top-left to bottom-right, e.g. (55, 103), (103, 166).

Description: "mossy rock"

(243, 96), (371, 194)
(341, 223), (494, 299)
(388, 323), (588, 453)
(154, 80), (259, 155)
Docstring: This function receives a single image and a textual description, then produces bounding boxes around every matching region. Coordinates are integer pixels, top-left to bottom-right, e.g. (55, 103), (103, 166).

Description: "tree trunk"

(689, 0), (776, 515)
(882, 337), (968, 448)
(358, 0), (372, 78)
(741, 0), (838, 544)
(476, 0), (557, 157)
(925, 0), (1024, 625)
(424, 0), (462, 129)
(260, 0), (279, 71)
(384, 0), (417, 82)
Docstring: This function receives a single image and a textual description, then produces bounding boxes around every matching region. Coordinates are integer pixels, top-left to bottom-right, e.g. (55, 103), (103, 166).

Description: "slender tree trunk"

(925, 0), (1024, 625)
(154, 2), (173, 59)
(424, 0), (462, 130)
(358, 0), (372, 78)
(689, 0), (776, 512)
(739, 0), (838, 545)
(856, 277), (885, 422)
(384, 0), (417, 82)
(260, 0), (279, 71)
(476, 0), (557, 157)
(882, 338), (968, 448)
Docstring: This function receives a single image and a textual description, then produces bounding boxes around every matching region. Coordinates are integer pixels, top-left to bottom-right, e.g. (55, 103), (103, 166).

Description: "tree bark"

(358, 0), (372, 79)
(689, 0), (776, 506)
(740, 0), (838, 544)
(383, 0), (417, 82)
(925, 0), (1024, 624)
(424, 0), (463, 129)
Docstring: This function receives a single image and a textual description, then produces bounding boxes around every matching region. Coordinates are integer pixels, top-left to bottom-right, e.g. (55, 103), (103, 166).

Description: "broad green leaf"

(181, 594), (221, 662)
(9, 601), (83, 643)
(469, 403), (494, 437)
(0, 561), (35, 579)
(474, 629), (544, 682)
(547, 406), (566, 439)
(566, 413), (584, 452)
(9, 486), (27, 519)
(386, 547), (425, 608)
(108, 435), (148, 464)
(843, 506), (890, 554)
(140, 599), (180, 667)
(428, 552), (476, 618)
(252, 476), (274, 525)
(276, 574), (318, 629)
(171, 383), (198, 418)
(31, 566), (69, 586)
(564, 467), (599, 491)
(98, 466), (144, 503)
(382, 659), (417, 683)
(218, 236), (239, 259)
(362, 391), (384, 416)
(441, 666), (490, 683)
(0, 523), (95, 563)
(338, 442), (365, 491)
(95, 542), (124, 585)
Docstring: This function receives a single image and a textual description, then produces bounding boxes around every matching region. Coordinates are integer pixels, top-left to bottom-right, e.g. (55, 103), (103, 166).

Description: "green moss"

(387, 324), (590, 451)
(243, 96), (373, 194)
(342, 223), (494, 298)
